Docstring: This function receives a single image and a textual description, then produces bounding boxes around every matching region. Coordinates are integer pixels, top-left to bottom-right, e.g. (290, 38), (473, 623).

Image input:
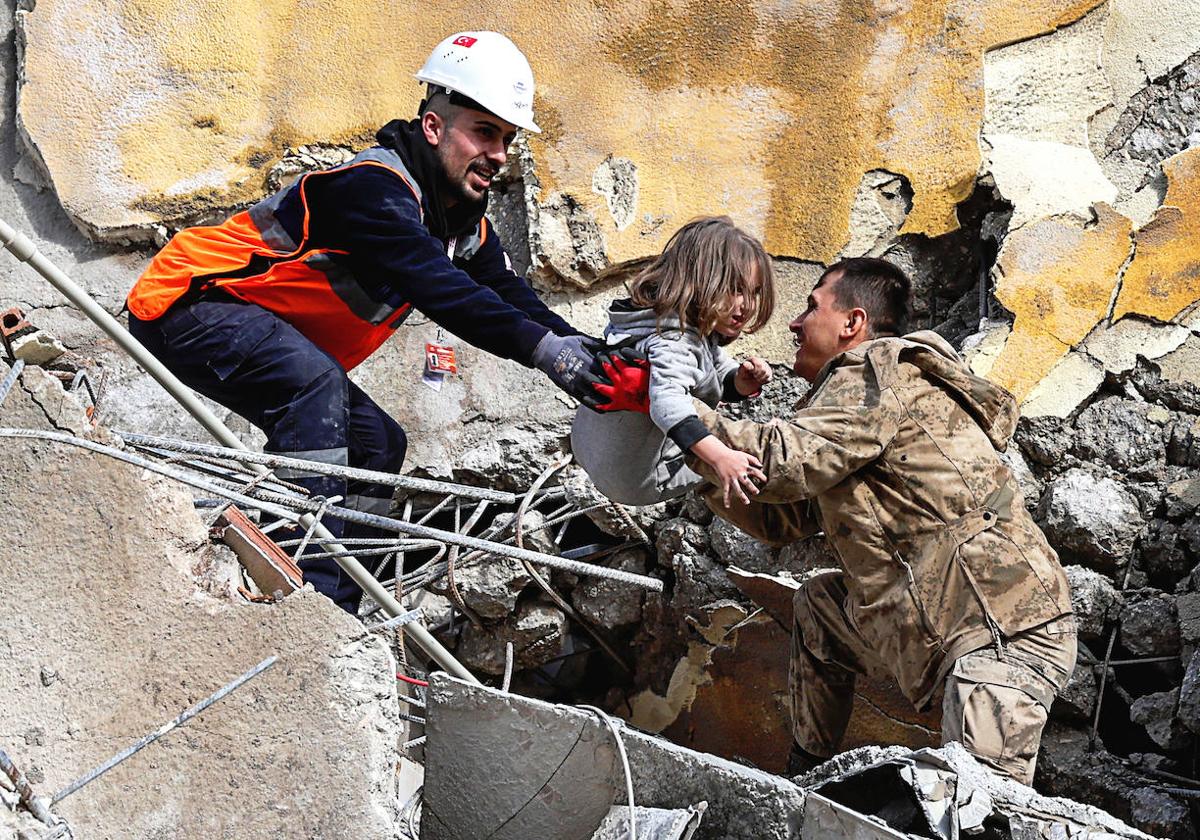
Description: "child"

(571, 216), (776, 507)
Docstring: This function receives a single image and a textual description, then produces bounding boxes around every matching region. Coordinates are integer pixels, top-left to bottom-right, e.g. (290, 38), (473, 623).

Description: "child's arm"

(690, 435), (767, 507)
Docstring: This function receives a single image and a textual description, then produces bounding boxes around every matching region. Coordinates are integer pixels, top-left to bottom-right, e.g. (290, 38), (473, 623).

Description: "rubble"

(456, 600), (569, 675)
(1120, 593), (1182, 658)
(1036, 468), (1144, 573)
(572, 547), (650, 629)
(1071, 398), (1171, 479)
(0, 370), (406, 838)
(1064, 565), (1122, 639)
(1129, 688), (1192, 752)
(423, 674), (806, 840)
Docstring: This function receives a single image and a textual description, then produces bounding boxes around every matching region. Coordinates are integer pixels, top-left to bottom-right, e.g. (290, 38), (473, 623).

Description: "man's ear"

(843, 307), (869, 340)
(421, 111), (444, 147)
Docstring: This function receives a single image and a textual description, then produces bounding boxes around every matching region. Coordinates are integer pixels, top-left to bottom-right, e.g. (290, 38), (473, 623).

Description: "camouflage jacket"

(692, 331), (1073, 708)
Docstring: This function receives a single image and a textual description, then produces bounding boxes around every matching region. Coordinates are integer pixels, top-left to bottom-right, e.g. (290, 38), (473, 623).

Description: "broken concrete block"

(589, 804), (705, 840)
(1177, 650), (1200, 734)
(1037, 468), (1144, 573)
(0, 382), (405, 838)
(1130, 688), (1192, 751)
(572, 547), (648, 629)
(707, 516), (777, 573)
(560, 465), (665, 541)
(429, 556), (533, 620)
(1071, 398), (1171, 479)
(803, 742), (1154, 840)
(457, 601), (568, 675)
(1064, 565), (1122, 639)
(1120, 593), (1182, 658)
(423, 674), (805, 840)
(9, 330), (65, 366)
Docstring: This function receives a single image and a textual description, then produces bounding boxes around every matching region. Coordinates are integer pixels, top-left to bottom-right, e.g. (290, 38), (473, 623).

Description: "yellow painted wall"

(19, 0), (1100, 260)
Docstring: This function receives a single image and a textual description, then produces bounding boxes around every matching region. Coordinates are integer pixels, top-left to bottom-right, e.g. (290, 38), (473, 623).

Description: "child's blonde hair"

(629, 216), (775, 337)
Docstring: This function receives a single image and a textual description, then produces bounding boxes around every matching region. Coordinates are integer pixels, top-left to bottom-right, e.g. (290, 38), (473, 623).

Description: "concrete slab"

(424, 674), (806, 840)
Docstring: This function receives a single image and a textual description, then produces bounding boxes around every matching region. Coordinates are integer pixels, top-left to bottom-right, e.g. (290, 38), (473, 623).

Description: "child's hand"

(735, 357), (772, 397)
(693, 437), (767, 507)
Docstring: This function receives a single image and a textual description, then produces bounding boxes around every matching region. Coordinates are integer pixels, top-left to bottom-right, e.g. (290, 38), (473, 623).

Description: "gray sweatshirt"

(570, 301), (742, 506)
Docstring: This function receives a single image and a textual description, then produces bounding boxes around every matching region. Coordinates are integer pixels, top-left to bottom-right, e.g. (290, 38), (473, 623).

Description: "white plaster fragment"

(591, 156), (639, 232)
(985, 136), (1119, 229)
(961, 320), (1011, 379)
(1020, 351), (1105, 418)
(1082, 317), (1191, 373)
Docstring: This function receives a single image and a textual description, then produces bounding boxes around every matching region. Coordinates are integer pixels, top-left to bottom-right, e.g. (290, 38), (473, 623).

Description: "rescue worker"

(126, 32), (618, 614)
(688, 257), (1077, 785)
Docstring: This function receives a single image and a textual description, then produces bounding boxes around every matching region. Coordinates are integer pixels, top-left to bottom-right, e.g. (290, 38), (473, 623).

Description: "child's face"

(713, 272), (760, 339)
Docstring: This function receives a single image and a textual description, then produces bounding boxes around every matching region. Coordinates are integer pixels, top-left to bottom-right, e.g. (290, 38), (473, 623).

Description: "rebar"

(0, 358), (26, 408)
(0, 747), (58, 826)
(2, 427), (665, 593)
(363, 609), (424, 635)
(0, 218), (472, 682)
(53, 656), (278, 804)
(116, 430), (518, 503)
(579, 706), (636, 840)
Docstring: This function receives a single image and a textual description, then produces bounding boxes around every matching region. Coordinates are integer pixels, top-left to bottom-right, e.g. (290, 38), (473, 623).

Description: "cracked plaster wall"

(3, 3), (1200, 474)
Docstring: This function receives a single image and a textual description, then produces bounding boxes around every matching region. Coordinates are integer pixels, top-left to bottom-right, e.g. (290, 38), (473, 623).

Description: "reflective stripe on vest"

(126, 146), (488, 371)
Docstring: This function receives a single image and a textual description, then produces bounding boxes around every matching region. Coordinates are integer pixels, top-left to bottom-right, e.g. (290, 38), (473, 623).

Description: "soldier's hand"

(694, 438), (766, 507)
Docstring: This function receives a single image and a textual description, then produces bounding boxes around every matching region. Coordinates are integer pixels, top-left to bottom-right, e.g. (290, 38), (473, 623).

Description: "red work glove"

(591, 339), (650, 413)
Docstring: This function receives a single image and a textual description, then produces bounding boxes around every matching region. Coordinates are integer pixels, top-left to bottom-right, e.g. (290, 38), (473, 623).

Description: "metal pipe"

(53, 656), (277, 804)
(117, 430), (517, 503)
(0, 218), (475, 683)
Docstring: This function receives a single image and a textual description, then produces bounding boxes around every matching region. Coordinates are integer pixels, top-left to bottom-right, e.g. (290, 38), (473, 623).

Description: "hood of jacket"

(819, 329), (1019, 450)
(604, 298), (695, 342)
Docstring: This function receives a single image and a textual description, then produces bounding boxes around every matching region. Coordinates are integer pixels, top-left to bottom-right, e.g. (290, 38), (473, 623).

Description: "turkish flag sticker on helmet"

(453, 35), (477, 47)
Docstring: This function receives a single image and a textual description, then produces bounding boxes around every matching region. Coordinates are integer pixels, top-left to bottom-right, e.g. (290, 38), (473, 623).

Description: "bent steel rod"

(0, 217), (475, 683)
(116, 430), (518, 503)
(0, 427), (664, 592)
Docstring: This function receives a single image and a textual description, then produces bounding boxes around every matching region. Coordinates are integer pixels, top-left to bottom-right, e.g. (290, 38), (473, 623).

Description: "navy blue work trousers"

(129, 295), (406, 612)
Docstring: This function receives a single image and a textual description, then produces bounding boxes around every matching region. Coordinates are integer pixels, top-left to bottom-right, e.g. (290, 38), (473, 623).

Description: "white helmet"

(415, 31), (541, 134)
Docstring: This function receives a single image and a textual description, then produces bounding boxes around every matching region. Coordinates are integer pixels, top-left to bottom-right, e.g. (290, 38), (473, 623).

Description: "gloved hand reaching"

(592, 337), (651, 413)
(531, 332), (607, 409)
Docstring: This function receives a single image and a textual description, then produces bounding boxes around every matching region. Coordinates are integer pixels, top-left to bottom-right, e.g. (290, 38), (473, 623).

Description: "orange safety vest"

(127, 148), (487, 371)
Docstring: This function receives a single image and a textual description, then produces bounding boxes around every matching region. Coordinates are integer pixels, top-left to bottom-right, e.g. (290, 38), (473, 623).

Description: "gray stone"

(1168, 414), (1200, 467)
(1176, 592), (1200, 651)
(1139, 520), (1193, 591)
(1131, 348), (1200, 417)
(1120, 593), (1181, 658)
(707, 516), (777, 573)
(1064, 565), (1122, 639)
(1071, 398), (1170, 479)
(572, 548), (650, 629)
(1015, 415), (1075, 467)
(457, 601), (569, 675)
(1178, 650), (1200, 734)
(1105, 48), (1200, 179)
(776, 535), (840, 578)
(1051, 661), (1099, 723)
(1000, 445), (1044, 509)
(1036, 724), (1150, 832)
(1128, 787), (1194, 840)
(1166, 478), (1200, 520)
(1130, 688), (1192, 751)
(424, 674), (806, 840)
(428, 556), (533, 620)
(1037, 468), (1144, 573)
(655, 518), (712, 569)
(560, 465), (666, 542)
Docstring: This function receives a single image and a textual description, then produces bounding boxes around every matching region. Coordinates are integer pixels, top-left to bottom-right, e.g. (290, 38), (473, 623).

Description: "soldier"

(688, 257), (1076, 784)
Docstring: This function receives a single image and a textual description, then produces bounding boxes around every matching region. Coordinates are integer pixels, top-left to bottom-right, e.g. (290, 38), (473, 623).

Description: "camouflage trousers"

(790, 571), (1077, 785)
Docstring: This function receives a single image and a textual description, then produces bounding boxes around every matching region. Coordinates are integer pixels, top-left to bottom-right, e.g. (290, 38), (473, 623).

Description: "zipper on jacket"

(895, 552), (941, 643)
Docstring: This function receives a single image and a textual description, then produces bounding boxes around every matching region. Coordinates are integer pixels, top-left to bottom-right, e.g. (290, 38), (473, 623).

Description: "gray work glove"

(531, 332), (606, 410)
